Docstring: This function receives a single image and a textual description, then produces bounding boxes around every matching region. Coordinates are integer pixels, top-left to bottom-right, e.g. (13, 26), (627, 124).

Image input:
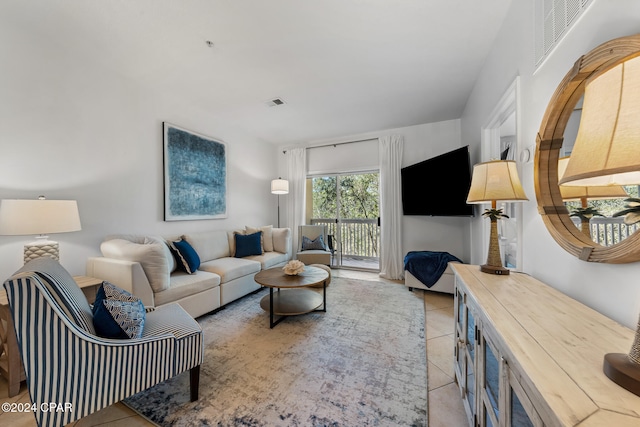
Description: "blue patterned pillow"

(169, 238), (201, 274)
(235, 231), (263, 257)
(93, 281), (145, 339)
(302, 235), (326, 251)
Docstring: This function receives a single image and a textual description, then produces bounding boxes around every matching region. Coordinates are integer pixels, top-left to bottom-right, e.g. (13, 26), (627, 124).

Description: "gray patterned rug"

(124, 277), (427, 426)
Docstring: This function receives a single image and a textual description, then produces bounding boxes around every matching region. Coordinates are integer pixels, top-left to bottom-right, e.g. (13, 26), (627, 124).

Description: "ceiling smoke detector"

(266, 98), (286, 107)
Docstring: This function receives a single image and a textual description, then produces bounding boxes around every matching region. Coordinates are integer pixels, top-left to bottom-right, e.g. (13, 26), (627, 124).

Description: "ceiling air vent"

(266, 98), (286, 107)
(534, 0), (594, 69)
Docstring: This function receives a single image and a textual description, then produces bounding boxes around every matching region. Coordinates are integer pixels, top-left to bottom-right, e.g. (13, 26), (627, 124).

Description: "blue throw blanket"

(404, 251), (463, 288)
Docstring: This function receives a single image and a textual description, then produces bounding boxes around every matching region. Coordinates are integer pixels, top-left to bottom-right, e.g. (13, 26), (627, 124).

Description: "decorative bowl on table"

(283, 260), (305, 275)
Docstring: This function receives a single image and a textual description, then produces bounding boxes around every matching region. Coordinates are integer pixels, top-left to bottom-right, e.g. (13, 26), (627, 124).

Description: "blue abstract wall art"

(163, 122), (227, 220)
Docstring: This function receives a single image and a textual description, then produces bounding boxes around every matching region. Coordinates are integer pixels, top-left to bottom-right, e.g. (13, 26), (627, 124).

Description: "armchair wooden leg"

(190, 365), (200, 402)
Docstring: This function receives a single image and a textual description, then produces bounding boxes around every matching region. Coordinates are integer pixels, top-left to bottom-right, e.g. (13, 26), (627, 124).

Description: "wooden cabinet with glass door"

(452, 263), (640, 427)
(454, 284), (478, 426)
(477, 324), (543, 426)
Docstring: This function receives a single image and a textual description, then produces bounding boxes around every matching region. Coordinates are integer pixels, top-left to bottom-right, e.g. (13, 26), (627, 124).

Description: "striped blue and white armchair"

(3, 257), (203, 427)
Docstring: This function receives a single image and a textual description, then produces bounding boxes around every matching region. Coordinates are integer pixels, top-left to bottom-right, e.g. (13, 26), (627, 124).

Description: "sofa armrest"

(86, 257), (155, 308)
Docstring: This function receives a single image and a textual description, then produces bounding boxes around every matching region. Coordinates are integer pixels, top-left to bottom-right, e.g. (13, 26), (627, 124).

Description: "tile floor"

(0, 269), (467, 426)
(422, 288), (468, 427)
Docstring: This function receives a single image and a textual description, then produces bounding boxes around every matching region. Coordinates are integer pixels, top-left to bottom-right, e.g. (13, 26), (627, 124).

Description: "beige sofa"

(86, 227), (291, 318)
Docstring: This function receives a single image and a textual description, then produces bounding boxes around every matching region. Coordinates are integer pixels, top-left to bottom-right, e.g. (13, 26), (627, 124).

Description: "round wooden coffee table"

(254, 265), (329, 328)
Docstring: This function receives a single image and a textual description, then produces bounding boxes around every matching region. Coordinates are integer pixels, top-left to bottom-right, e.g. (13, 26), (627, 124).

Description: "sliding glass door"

(307, 172), (380, 270)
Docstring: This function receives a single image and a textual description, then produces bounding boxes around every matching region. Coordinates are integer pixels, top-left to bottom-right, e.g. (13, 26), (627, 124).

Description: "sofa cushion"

(297, 249), (331, 266)
(199, 257), (261, 284)
(244, 251), (290, 270)
(235, 231), (263, 257)
(184, 230), (230, 262)
(154, 270), (221, 307)
(272, 227), (291, 254)
(245, 225), (274, 252)
(93, 281), (145, 339)
(169, 238), (201, 274)
(101, 236), (171, 293)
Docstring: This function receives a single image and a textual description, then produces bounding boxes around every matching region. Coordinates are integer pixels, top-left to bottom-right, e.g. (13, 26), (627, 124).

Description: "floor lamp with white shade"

(271, 178), (289, 228)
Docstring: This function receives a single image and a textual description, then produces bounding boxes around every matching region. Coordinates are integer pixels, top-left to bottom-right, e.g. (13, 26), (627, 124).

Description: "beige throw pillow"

(100, 236), (171, 293)
(227, 229), (245, 256)
(272, 227), (291, 254)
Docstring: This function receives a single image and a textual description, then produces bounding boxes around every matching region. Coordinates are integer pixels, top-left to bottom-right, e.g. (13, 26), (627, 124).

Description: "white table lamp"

(0, 196), (81, 263)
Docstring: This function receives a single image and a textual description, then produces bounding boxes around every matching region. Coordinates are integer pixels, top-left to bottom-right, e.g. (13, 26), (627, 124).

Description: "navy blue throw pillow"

(169, 238), (201, 274)
(93, 281), (145, 339)
(235, 231), (263, 258)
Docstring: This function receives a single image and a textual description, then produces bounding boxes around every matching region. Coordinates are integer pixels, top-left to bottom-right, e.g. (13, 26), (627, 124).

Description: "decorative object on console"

(561, 53), (640, 397)
(163, 122), (227, 221)
(0, 196), (81, 263)
(283, 260), (305, 275)
(604, 314), (640, 397)
(271, 178), (289, 228)
(466, 160), (528, 275)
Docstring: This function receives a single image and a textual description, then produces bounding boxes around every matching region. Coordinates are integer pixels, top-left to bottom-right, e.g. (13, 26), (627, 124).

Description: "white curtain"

(378, 135), (404, 280)
(285, 147), (306, 256)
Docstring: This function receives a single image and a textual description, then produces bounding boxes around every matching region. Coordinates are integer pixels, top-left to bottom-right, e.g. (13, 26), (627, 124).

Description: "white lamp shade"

(0, 199), (81, 236)
(271, 179), (289, 195)
(558, 157), (629, 200)
(466, 160), (528, 204)
(560, 55), (640, 186)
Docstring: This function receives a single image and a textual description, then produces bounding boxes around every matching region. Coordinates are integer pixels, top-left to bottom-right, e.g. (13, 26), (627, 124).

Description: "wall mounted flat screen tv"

(401, 146), (474, 217)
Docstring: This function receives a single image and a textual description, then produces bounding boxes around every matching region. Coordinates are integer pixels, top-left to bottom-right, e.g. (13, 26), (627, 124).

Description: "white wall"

(461, 0), (640, 328)
(280, 119), (472, 264)
(0, 19), (278, 281)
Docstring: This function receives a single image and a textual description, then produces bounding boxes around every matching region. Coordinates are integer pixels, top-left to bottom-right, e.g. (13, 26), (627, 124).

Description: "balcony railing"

(310, 218), (380, 262)
(571, 216), (640, 246)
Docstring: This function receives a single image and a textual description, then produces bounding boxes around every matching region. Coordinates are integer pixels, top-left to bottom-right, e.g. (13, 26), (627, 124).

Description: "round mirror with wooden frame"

(535, 33), (640, 263)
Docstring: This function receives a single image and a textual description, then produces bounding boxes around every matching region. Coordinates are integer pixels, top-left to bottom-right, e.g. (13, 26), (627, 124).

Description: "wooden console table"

(451, 263), (640, 426)
(0, 275), (102, 397)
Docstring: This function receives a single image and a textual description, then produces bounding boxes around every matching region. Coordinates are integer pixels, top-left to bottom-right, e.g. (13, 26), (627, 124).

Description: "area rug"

(124, 277), (427, 426)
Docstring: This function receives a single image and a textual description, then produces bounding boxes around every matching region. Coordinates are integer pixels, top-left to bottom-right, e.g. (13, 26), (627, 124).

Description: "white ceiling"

(2, 0), (512, 145)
